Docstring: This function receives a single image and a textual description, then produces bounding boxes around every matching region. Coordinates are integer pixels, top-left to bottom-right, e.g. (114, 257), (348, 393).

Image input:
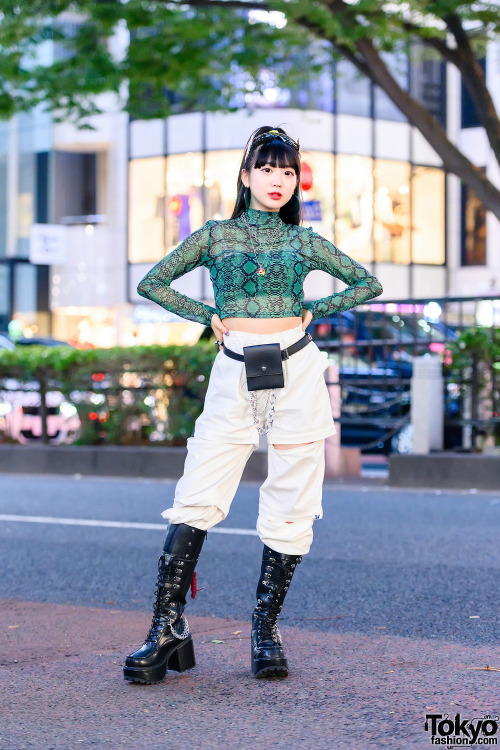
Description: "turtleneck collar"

(241, 206), (282, 228)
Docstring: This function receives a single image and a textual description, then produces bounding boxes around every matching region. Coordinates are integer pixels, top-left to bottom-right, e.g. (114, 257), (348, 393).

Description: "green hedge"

(0, 342), (218, 445)
(446, 326), (500, 447)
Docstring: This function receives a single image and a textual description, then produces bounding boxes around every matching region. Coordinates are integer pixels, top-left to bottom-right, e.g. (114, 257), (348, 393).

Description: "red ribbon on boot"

(190, 572), (198, 599)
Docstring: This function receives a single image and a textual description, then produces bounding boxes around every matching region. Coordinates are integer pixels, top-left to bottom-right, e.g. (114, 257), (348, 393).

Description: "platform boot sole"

(251, 653), (289, 678)
(123, 636), (196, 684)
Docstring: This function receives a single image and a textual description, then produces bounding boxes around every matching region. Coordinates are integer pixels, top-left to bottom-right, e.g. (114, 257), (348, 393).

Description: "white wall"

(129, 108), (336, 158)
(51, 98), (129, 311)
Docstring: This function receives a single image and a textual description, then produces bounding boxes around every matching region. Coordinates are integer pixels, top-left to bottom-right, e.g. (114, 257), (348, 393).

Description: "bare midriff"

(221, 316), (302, 333)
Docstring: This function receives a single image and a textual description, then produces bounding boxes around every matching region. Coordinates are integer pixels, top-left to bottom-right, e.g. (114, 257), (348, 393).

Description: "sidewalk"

(1, 599), (498, 749)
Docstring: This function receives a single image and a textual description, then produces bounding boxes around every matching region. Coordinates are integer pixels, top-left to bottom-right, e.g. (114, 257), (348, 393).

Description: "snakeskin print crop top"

(137, 206), (383, 326)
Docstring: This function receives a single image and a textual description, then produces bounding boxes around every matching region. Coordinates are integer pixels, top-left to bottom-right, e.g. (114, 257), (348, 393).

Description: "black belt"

(217, 332), (312, 362)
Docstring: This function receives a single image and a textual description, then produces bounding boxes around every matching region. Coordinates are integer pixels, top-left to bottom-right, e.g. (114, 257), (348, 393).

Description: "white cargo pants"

(161, 322), (336, 556)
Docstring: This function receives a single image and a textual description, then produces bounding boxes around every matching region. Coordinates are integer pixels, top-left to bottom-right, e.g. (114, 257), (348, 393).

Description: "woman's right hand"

(211, 313), (230, 344)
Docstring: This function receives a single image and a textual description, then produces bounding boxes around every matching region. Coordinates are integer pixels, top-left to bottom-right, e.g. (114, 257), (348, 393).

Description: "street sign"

(29, 224), (68, 265)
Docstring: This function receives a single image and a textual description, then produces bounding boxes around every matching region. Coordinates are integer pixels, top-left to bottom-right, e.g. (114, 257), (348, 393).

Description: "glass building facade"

(0, 112), (52, 335)
(129, 149), (445, 266)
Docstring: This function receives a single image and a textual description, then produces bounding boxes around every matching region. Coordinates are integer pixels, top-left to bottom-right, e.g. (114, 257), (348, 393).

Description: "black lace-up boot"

(251, 544), (303, 678)
(123, 523), (207, 684)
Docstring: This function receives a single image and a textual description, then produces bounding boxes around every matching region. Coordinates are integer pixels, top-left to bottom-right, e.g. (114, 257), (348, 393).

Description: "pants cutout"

(256, 439), (325, 555)
(161, 436), (326, 555)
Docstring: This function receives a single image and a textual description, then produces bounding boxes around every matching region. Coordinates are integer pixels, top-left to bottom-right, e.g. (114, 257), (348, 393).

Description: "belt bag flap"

(243, 342), (283, 377)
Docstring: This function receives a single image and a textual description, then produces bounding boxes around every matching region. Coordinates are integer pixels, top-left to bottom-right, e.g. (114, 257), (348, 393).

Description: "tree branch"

(167, 0), (267, 8)
(351, 36), (500, 219)
(401, 11), (500, 168)
(444, 12), (500, 167)
(292, 8), (372, 77)
(401, 20), (461, 66)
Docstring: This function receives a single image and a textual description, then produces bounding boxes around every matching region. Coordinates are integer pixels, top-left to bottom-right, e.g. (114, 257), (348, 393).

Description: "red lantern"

(301, 162), (313, 192)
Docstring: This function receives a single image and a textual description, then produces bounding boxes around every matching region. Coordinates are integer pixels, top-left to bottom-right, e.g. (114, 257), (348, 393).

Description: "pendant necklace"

(240, 212), (284, 276)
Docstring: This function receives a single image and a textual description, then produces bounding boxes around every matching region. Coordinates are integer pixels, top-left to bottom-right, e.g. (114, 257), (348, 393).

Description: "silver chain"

(170, 614), (190, 640)
(248, 386), (277, 435)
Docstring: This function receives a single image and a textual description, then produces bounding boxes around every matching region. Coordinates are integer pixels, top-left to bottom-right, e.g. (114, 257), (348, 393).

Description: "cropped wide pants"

(161, 322), (336, 555)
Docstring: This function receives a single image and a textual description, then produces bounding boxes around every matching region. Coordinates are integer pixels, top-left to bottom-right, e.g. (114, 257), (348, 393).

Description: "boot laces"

(259, 617), (282, 644)
(146, 612), (169, 642)
(145, 552), (196, 642)
(145, 557), (179, 641)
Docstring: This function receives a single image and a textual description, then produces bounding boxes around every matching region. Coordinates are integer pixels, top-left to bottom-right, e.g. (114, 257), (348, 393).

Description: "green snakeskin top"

(137, 206), (383, 326)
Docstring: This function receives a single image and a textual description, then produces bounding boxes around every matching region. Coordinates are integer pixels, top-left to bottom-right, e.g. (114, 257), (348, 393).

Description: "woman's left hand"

(301, 309), (313, 330)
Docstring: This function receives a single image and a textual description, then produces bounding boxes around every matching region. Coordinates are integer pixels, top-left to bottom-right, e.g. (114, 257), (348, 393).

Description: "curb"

(389, 453), (500, 490)
(0, 444), (268, 481)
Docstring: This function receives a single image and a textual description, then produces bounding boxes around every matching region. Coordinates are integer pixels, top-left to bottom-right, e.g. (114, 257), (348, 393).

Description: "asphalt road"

(0, 474), (499, 750)
(0, 474), (498, 645)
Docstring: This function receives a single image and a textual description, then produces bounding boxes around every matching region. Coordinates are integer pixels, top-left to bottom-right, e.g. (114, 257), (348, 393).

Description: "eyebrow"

(259, 163), (296, 171)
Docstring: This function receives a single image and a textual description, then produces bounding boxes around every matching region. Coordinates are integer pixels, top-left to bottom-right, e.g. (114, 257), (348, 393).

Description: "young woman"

(123, 126), (383, 683)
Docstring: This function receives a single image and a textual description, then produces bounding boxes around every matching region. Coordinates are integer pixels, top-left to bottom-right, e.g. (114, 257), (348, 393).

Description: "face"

(241, 162), (298, 212)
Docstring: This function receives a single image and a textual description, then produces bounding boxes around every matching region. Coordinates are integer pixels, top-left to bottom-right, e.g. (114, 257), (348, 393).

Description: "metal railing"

(310, 296), (500, 453)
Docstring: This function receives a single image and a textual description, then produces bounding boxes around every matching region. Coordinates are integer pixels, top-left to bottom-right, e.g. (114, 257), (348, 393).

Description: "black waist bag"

(220, 332), (311, 391)
(243, 343), (284, 391)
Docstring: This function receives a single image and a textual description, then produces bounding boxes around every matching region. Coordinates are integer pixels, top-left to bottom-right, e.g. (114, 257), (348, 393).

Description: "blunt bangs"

(251, 141), (300, 175)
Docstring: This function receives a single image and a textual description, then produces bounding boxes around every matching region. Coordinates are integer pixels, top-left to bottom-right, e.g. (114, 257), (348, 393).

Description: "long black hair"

(230, 125), (303, 225)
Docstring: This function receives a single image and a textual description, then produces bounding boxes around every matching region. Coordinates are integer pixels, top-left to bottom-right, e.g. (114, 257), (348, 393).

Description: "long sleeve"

(302, 229), (383, 321)
(136, 221), (217, 327)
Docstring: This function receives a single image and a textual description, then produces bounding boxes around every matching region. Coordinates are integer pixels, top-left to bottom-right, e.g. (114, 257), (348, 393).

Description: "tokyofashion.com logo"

(424, 713), (499, 747)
